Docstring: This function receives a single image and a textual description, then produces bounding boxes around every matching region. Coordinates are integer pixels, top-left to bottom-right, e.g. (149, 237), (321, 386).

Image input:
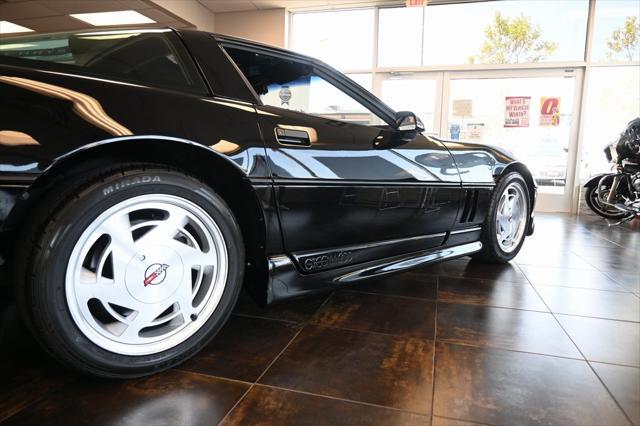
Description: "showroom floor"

(0, 213), (638, 426)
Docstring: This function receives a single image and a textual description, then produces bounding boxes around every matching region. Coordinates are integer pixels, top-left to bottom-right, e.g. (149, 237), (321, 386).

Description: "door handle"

(275, 126), (312, 147)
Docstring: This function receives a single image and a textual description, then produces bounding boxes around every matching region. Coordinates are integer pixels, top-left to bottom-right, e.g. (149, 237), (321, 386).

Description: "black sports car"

(0, 28), (535, 378)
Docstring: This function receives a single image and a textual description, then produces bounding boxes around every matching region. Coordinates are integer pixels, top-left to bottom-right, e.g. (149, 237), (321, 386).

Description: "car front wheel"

(473, 172), (530, 263)
(16, 164), (244, 378)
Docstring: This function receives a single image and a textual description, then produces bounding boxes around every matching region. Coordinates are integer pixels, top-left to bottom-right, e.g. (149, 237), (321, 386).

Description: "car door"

(222, 44), (464, 272)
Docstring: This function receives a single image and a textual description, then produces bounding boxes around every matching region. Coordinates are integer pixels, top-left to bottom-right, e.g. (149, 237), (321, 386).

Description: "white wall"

(214, 9), (287, 47)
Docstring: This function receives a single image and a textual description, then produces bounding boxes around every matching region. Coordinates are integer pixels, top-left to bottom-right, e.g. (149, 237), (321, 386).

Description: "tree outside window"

(469, 12), (557, 64)
(607, 16), (640, 61)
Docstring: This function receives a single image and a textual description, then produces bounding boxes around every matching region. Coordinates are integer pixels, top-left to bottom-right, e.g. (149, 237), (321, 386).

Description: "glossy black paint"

(0, 28), (535, 303)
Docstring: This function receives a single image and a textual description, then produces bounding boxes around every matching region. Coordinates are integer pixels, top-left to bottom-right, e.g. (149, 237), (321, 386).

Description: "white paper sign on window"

(504, 96), (531, 128)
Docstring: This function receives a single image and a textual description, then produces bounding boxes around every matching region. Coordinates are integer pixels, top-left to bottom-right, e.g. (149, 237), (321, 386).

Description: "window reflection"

(224, 46), (382, 125)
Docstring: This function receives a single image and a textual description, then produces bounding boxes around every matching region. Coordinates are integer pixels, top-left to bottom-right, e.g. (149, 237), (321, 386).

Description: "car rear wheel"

(473, 172), (530, 263)
(16, 164), (244, 378)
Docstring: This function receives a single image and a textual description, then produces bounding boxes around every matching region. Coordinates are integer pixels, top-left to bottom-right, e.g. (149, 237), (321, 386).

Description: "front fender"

(584, 173), (612, 188)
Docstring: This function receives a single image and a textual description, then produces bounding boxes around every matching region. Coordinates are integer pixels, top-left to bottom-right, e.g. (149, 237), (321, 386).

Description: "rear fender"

(4, 135), (275, 304)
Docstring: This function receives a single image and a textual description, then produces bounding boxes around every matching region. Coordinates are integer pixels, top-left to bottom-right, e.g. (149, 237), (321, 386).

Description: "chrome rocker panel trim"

(266, 241), (482, 303)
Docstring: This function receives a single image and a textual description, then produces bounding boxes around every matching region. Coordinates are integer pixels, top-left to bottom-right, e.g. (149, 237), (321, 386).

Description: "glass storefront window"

(447, 76), (576, 194)
(591, 0), (640, 62)
(346, 73), (373, 93)
(378, 7), (423, 67)
(290, 9), (374, 71)
(380, 76), (437, 134)
(581, 66), (640, 180)
(423, 0), (588, 65)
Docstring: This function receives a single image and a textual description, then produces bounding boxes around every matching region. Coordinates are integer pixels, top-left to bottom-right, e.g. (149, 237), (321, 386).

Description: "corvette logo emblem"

(144, 263), (169, 287)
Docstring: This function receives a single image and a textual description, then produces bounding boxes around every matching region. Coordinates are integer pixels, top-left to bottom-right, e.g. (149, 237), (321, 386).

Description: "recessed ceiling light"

(69, 10), (155, 26)
(0, 21), (34, 34)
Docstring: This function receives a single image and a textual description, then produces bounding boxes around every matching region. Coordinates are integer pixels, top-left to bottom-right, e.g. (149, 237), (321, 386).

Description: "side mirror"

(374, 111), (425, 150)
(395, 111), (425, 133)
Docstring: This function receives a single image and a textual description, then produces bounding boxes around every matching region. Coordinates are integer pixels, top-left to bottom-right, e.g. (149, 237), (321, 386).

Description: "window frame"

(287, 0), (639, 214)
(218, 38), (399, 128)
(288, 2), (633, 74)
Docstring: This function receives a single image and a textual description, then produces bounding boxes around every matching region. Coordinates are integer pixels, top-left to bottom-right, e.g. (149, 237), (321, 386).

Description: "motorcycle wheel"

(584, 184), (629, 219)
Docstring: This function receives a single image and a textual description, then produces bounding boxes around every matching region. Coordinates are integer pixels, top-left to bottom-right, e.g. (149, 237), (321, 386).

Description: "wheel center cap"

(144, 263), (170, 287)
(125, 246), (184, 304)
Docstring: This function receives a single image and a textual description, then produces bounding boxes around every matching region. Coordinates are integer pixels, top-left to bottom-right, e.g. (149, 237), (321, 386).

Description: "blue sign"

(450, 124), (461, 140)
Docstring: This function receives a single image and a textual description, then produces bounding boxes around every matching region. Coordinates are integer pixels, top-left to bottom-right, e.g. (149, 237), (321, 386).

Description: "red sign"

(540, 97), (560, 126)
(406, 0), (427, 6)
(504, 96), (531, 127)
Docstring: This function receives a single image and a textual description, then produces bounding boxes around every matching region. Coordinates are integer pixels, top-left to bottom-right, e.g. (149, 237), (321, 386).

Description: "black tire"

(584, 184), (628, 219)
(14, 163), (244, 378)
(473, 172), (530, 264)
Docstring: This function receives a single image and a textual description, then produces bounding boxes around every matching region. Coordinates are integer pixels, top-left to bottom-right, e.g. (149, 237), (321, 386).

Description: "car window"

(0, 30), (208, 94)
(223, 46), (384, 126)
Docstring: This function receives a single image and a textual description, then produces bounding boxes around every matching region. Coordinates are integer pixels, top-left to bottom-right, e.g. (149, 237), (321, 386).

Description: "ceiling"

(0, 0), (193, 33)
(0, 0), (480, 33)
(197, 0), (404, 13)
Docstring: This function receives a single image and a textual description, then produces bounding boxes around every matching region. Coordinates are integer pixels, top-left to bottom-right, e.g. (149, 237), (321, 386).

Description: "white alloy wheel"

(65, 194), (228, 356)
(495, 182), (528, 253)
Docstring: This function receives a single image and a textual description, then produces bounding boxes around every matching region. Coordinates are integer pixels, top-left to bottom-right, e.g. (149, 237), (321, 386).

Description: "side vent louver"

(460, 189), (479, 223)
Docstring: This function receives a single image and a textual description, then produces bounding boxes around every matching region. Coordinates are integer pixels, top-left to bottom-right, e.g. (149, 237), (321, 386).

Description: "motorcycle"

(584, 117), (640, 225)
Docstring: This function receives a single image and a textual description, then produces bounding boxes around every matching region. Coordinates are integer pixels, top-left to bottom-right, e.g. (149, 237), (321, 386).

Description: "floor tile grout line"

(429, 276), (440, 426)
(578, 223), (626, 249)
(439, 340), (587, 363)
(419, 272), (528, 285)
(174, 368), (252, 387)
(215, 379), (255, 425)
(256, 383), (432, 418)
(514, 261), (635, 426)
(447, 302), (550, 313)
(252, 289), (336, 385)
(526, 282), (633, 294)
(326, 279), (576, 315)
(215, 325), (306, 425)
(309, 311), (629, 363)
(179, 367), (434, 419)
(550, 311), (640, 325)
(184, 326), (638, 388)
(230, 312), (300, 325)
(437, 299), (551, 314)
(216, 292), (335, 425)
(343, 288), (437, 302)
(432, 414), (499, 426)
(571, 249), (640, 292)
(308, 322), (435, 343)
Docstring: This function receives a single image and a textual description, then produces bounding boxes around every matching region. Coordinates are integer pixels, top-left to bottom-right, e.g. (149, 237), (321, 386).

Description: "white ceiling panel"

(10, 15), (92, 32)
(251, 0), (329, 9)
(41, 0), (150, 14)
(198, 0), (255, 13)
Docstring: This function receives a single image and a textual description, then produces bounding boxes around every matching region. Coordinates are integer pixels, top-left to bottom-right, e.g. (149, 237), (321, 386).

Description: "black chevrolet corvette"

(0, 28), (535, 377)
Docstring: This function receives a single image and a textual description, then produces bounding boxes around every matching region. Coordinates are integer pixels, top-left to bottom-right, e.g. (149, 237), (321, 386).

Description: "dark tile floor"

(0, 213), (638, 426)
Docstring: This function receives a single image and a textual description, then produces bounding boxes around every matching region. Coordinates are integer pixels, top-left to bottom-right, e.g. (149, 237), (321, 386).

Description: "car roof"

(0, 26), (320, 65)
(0, 26), (398, 124)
